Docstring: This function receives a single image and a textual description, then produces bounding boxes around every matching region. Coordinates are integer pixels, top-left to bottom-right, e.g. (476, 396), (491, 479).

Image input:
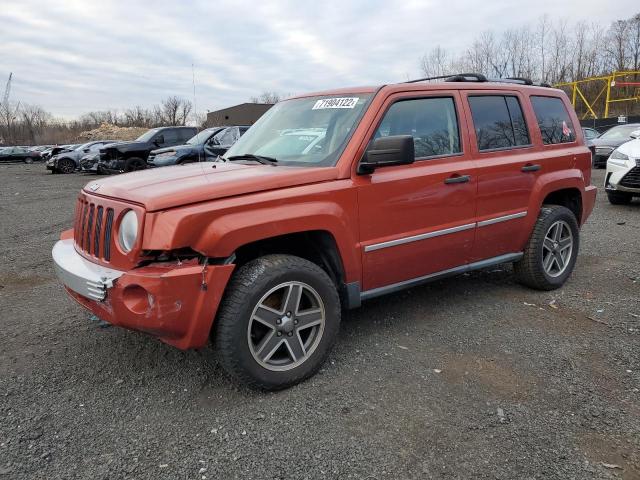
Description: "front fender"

(142, 183), (361, 283)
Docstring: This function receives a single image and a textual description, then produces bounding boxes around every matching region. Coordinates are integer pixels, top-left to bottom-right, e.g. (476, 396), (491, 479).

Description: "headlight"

(118, 210), (138, 253)
(608, 149), (629, 167)
(156, 151), (176, 158)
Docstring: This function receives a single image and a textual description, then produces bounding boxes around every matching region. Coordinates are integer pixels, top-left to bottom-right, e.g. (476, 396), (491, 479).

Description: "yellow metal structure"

(555, 71), (640, 119)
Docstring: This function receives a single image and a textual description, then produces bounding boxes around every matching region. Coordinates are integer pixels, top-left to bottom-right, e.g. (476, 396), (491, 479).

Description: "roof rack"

(404, 73), (553, 88)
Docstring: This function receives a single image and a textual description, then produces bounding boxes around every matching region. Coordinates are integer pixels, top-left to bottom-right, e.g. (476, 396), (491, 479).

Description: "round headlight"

(118, 210), (138, 253)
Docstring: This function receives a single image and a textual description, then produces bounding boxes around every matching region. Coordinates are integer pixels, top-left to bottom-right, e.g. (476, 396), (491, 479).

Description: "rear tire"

(514, 205), (579, 291)
(124, 157), (146, 172)
(213, 255), (340, 390)
(607, 191), (633, 205)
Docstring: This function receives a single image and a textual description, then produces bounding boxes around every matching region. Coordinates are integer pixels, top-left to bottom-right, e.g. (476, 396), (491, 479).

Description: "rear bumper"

(52, 238), (235, 349)
(582, 185), (597, 224)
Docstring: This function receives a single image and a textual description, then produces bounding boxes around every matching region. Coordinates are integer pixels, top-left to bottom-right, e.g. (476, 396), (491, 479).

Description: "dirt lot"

(0, 163), (638, 479)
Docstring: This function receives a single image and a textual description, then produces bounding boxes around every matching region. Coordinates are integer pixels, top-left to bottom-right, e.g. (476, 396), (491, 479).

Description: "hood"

(590, 137), (629, 148)
(617, 138), (640, 158)
(103, 140), (148, 152)
(84, 162), (339, 211)
(150, 144), (197, 156)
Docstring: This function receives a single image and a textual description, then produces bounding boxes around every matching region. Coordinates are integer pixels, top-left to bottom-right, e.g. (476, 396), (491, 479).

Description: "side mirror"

(630, 129), (640, 139)
(358, 135), (415, 175)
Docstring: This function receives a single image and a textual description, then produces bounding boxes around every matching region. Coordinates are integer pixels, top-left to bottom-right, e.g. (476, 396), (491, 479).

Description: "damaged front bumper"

(52, 238), (235, 349)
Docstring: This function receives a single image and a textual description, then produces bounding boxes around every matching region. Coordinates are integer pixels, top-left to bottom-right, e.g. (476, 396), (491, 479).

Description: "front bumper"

(52, 237), (236, 349)
(605, 160), (640, 194)
(53, 239), (124, 300)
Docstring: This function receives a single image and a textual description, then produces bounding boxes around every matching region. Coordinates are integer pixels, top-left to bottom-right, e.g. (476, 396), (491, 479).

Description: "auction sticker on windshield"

(312, 98), (359, 110)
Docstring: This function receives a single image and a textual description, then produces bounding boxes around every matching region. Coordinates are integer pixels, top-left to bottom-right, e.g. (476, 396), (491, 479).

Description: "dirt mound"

(75, 123), (148, 142)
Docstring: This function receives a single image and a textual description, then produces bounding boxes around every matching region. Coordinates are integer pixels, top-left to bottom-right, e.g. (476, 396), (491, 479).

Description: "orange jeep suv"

(52, 73), (597, 389)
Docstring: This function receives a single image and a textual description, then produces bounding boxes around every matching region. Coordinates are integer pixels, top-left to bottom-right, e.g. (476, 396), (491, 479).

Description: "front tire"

(213, 255), (341, 390)
(57, 158), (75, 174)
(607, 191), (633, 205)
(123, 157), (146, 172)
(514, 205), (579, 291)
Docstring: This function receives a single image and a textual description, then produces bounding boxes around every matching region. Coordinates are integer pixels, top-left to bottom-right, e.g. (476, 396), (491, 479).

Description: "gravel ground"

(0, 163), (638, 480)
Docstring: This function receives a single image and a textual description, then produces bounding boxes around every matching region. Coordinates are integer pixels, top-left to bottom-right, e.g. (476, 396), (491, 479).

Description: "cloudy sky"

(0, 0), (635, 118)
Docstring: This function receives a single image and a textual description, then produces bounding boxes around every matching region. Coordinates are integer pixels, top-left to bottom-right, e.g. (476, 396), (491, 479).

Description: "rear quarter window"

(530, 96), (576, 145)
(468, 95), (530, 151)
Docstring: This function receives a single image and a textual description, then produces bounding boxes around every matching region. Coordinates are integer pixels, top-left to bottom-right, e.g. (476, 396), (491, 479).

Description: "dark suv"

(147, 126), (249, 167)
(99, 126), (197, 173)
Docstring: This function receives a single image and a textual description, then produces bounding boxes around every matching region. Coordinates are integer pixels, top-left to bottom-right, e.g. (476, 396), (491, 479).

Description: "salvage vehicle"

(604, 129), (640, 204)
(591, 124), (640, 168)
(0, 146), (41, 163)
(42, 144), (80, 163)
(147, 126), (249, 167)
(48, 140), (116, 174)
(99, 126), (197, 173)
(79, 153), (101, 173)
(52, 74), (596, 390)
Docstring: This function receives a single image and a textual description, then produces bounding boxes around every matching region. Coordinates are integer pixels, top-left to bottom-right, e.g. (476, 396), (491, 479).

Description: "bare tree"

(250, 91), (282, 103)
(419, 45), (449, 77)
(159, 96), (193, 126)
(606, 19), (630, 71)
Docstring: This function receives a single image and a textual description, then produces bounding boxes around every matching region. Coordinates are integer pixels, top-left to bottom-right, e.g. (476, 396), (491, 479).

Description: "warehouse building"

(206, 103), (273, 127)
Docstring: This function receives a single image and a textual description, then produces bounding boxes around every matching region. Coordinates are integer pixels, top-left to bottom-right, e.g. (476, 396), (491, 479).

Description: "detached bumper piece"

(52, 239), (123, 301)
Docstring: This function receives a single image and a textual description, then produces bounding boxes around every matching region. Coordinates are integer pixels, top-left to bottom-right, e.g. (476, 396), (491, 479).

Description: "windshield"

(599, 125), (639, 141)
(224, 94), (372, 167)
(186, 128), (220, 145)
(136, 128), (160, 142)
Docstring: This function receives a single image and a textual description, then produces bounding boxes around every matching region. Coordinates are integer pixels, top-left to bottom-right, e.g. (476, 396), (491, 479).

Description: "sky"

(0, 0), (636, 119)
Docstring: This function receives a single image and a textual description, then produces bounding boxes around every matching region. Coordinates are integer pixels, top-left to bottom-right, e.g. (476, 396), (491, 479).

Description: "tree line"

(419, 13), (640, 118)
(0, 96), (195, 146)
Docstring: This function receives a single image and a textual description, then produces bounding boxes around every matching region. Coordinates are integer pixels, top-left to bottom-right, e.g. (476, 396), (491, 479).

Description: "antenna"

(192, 63), (203, 163)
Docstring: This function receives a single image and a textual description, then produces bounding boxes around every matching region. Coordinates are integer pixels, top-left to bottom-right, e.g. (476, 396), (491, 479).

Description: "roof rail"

(403, 73), (554, 88)
(404, 74), (457, 83)
(446, 73), (487, 82)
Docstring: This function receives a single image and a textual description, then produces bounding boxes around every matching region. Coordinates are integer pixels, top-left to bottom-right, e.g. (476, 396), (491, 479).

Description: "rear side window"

(374, 97), (461, 159)
(178, 129), (195, 142)
(468, 95), (530, 151)
(530, 96), (576, 144)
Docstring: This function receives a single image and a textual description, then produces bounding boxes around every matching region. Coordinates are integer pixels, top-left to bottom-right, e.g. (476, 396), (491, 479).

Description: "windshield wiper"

(225, 154), (278, 165)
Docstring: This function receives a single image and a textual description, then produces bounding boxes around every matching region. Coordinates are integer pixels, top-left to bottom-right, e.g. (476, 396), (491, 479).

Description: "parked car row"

(28, 125), (247, 174)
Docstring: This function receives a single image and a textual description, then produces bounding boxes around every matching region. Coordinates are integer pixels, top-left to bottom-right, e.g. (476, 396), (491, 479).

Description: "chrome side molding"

(364, 211), (528, 253)
(477, 211), (527, 227)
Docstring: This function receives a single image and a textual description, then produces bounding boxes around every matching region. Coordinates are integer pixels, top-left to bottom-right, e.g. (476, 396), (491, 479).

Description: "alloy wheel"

(247, 281), (325, 371)
(542, 220), (573, 277)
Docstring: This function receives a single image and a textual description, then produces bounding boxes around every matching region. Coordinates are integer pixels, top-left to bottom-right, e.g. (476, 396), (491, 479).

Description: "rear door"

(462, 91), (539, 261)
(355, 91), (477, 292)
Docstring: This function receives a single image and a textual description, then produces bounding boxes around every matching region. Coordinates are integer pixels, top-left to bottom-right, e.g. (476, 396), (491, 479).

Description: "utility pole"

(2, 72), (12, 106)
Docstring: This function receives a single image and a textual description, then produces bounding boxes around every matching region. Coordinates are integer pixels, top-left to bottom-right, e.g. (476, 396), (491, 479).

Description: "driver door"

(355, 92), (477, 292)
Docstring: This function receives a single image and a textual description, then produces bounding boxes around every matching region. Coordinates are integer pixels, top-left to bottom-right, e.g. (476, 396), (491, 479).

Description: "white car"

(605, 129), (640, 205)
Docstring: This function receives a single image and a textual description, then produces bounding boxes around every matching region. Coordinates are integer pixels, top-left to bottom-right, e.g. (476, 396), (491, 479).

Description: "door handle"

(521, 163), (541, 172)
(444, 174), (471, 184)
